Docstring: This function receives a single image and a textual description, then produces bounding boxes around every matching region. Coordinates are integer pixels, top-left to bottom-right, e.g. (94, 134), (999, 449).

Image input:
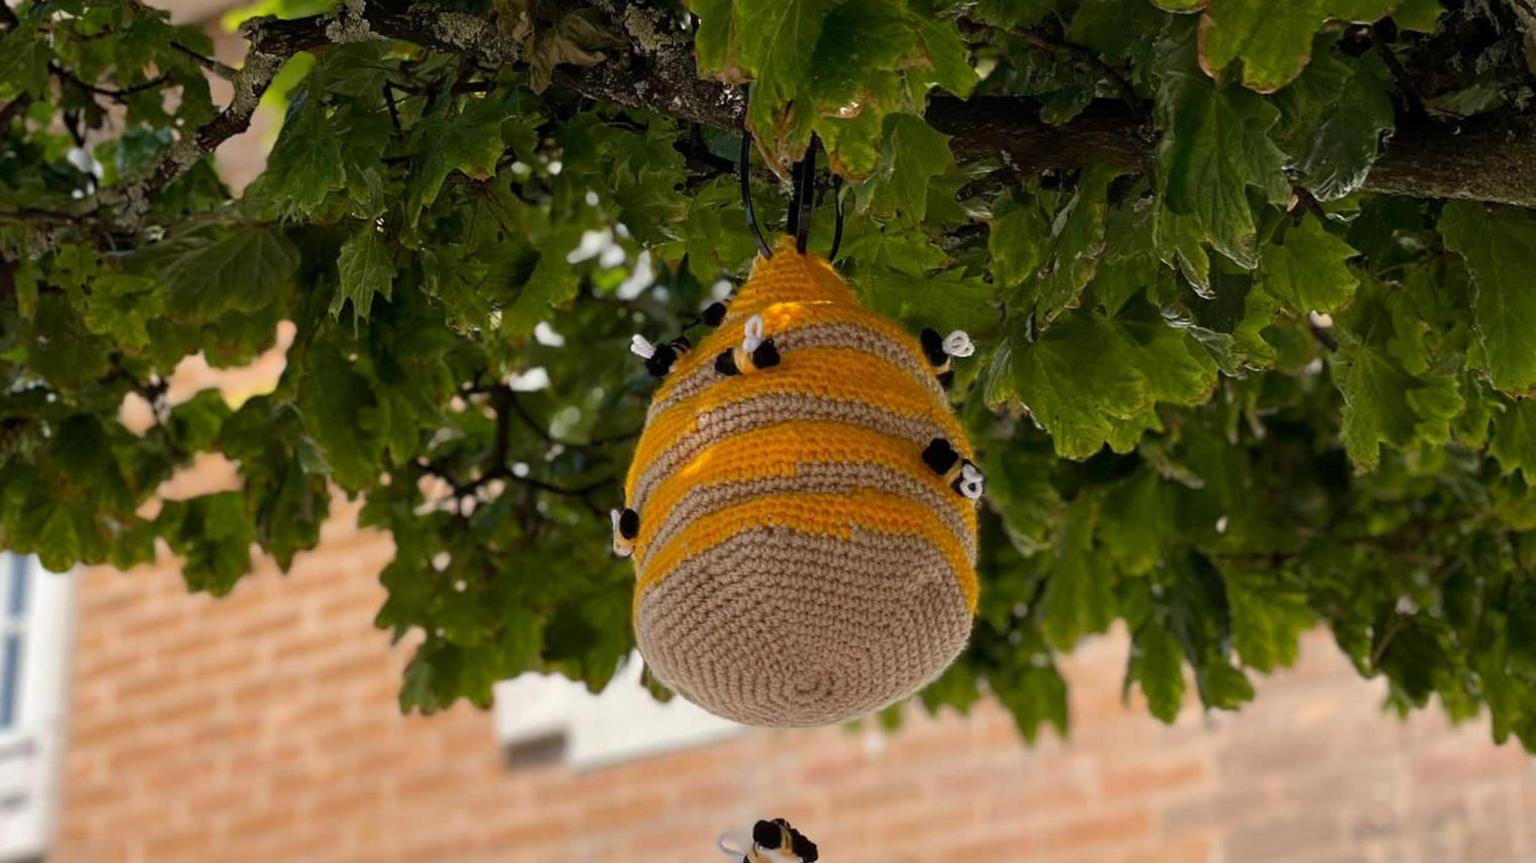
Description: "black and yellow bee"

(919, 328), (975, 389)
(720, 818), (818, 863)
(700, 300), (728, 328)
(922, 437), (985, 501)
(631, 334), (692, 378)
(610, 507), (640, 558)
(716, 314), (781, 376)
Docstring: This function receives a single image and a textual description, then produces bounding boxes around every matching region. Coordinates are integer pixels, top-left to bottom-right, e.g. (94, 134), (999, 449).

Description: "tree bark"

(62, 0), (1536, 246)
(923, 98), (1536, 209)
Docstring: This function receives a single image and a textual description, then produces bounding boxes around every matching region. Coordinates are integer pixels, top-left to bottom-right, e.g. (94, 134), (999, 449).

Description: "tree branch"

(50, 62), (170, 101)
(171, 41), (238, 80)
(37, 0), (1536, 253)
(552, 11), (1536, 208)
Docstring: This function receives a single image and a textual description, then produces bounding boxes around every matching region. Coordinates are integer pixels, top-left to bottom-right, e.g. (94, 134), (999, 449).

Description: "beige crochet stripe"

(634, 526), (973, 727)
(647, 322), (944, 421)
(629, 394), (952, 514)
(636, 460), (977, 566)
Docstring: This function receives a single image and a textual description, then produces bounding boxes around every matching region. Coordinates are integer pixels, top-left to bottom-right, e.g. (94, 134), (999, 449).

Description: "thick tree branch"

(32, 0), (1536, 252)
(555, 15), (1536, 208)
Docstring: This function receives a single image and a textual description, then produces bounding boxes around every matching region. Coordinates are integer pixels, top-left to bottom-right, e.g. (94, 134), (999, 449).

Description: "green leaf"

(12, 259), (39, 320)
(1439, 203), (1536, 394)
(1258, 213), (1360, 313)
(217, 397), (331, 571)
(152, 228), (299, 323)
(703, 0), (840, 166)
(1335, 344), (1462, 470)
(1392, 0), (1441, 31)
(991, 658), (1070, 744)
(253, 91), (346, 216)
(80, 273), (164, 349)
(1011, 314), (1145, 458)
(157, 493), (255, 596)
(1040, 498), (1117, 648)
(1153, 205), (1214, 293)
(989, 206), (1048, 292)
(332, 226), (396, 323)
(405, 94), (513, 225)
(912, 15), (977, 97)
(1192, 0), (1400, 93)
(0, 21), (51, 98)
(862, 113), (953, 223)
(1273, 49), (1395, 201)
(1010, 308), (1216, 459)
(525, 9), (622, 94)
(1069, 0), (1167, 60)
(1158, 38), (1291, 268)
(1099, 470), (1172, 576)
(501, 244), (581, 337)
(1039, 168), (1124, 319)
(26, 294), (112, 390)
(857, 266), (998, 339)
(1224, 568), (1311, 673)
(294, 338), (385, 490)
(970, 0), (1063, 28)
(692, 0), (964, 177)
(169, 389), (232, 453)
(1133, 623), (1186, 722)
(1491, 399), (1536, 481)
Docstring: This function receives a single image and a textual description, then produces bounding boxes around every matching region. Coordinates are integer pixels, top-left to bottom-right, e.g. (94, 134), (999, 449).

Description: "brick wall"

(52, 6), (1536, 859)
(56, 502), (1536, 862)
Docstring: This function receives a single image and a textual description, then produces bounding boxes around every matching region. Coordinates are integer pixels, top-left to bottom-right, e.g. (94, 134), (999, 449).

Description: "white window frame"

(493, 652), (742, 771)
(0, 555), (75, 863)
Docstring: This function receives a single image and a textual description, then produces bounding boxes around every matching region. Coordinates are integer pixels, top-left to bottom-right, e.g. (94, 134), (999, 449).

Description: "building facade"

(5, 2), (1536, 861)
(31, 528), (1536, 862)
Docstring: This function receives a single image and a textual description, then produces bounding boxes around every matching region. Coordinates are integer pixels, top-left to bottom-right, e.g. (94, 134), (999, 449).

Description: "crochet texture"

(625, 236), (978, 727)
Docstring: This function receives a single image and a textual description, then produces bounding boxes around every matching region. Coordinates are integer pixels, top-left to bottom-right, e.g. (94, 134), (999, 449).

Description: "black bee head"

(617, 508), (639, 539)
(645, 343), (679, 378)
(922, 438), (960, 476)
(937, 370), (955, 390)
(920, 327), (948, 367)
(752, 340), (780, 369)
(702, 302), (727, 328)
(752, 820), (782, 849)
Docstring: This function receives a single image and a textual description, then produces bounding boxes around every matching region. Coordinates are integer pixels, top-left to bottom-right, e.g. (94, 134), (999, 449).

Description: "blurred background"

(2, 1), (1534, 861)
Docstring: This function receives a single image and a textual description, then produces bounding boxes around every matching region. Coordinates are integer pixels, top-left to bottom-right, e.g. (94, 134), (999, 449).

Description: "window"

(0, 556), (73, 863)
(494, 653), (743, 771)
(1, 555), (26, 731)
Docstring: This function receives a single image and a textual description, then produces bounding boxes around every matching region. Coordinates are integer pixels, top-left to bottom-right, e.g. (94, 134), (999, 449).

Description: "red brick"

(53, 280), (1536, 863)
(1102, 759), (1210, 799)
(1039, 809), (1154, 852)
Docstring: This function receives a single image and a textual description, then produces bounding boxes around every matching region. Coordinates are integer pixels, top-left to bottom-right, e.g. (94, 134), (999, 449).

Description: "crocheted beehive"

(619, 236), (980, 727)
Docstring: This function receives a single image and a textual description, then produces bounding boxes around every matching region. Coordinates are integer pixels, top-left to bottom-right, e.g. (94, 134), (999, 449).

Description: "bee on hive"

(614, 234), (983, 727)
(718, 818), (818, 863)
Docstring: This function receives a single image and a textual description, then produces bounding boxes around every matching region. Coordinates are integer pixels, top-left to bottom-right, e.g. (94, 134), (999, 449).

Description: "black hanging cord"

(739, 130), (842, 261)
(792, 137), (817, 254)
(740, 134), (773, 260)
(828, 175), (845, 262)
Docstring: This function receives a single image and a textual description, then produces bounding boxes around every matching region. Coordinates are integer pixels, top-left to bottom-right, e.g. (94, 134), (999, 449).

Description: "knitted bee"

(715, 315), (781, 376)
(919, 327), (976, 389)
(719, 818), (819, 863)
(613, 234), (982, 727)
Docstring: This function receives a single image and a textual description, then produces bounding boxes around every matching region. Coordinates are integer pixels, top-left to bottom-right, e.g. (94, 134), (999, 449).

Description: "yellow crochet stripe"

(632, 420), (979, 563)
(636, 488), (979, 612)
(659, 239), (859, 382)
(628, 346), (969, 500)
(727, 237), (858, 315)
(653, 300), (937, 407)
